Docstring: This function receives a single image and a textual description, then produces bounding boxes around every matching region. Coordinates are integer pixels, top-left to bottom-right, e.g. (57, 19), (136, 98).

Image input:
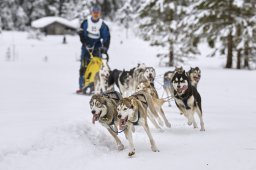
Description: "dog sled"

(81, 47), (109, 95)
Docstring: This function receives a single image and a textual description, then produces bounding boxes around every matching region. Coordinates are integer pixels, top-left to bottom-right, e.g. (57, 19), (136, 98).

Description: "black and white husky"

(171, 70), (205, 131)
(107, 69), (132, 97)
(94, 59), (111, 94)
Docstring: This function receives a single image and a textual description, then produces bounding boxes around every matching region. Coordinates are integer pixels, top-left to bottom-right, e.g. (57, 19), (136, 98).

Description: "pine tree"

(187, 0), (256, 69)
(0, 0), (15, 30)
(138, 0), (193, 66)
(236, 0), (256, 69)
(115, 0), (135, 38)
(14, 6), (28, 30)
(22, 0), (46, 25)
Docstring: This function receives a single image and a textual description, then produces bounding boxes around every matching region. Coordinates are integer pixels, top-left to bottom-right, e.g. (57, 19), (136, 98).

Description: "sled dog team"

(89, 63), (204, 156)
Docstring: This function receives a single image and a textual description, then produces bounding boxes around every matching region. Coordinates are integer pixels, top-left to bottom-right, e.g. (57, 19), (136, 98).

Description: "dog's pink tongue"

(182, 85), (188, 90)
(119, 120), (125, 130)
(92, 115), (97, 124)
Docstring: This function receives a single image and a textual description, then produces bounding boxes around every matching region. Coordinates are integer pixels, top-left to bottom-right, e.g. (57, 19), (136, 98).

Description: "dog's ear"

(182, 70), (186, 75)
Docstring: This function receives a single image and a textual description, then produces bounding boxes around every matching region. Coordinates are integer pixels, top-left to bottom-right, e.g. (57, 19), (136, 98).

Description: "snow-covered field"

(0, 26), (256, 170)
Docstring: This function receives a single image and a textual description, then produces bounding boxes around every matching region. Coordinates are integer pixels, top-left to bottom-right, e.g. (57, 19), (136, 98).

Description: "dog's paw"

(128, 151), (135, 157)
(187, 121), (193, 126)
(156, 127), (164, 133)
(118, 144), (124, 151)
(166, 122), (171, 128)
(151, 146), (160, 152)
(200, 128), (205, 131)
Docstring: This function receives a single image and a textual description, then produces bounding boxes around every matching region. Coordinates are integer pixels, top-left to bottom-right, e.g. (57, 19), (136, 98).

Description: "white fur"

(95, 60), (110, 94)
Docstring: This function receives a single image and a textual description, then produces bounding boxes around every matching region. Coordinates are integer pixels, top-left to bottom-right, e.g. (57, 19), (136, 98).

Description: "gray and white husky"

(187, 67), (201, 88)
(89, 91), (124, 150)
(143, 67), (156, 85)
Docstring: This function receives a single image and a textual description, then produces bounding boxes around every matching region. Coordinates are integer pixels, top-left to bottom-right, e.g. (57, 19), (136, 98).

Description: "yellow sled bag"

(83, 57), (102, 88)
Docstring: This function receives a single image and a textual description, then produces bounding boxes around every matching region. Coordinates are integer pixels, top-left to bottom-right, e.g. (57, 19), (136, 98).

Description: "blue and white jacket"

(79, 16), (110, 51)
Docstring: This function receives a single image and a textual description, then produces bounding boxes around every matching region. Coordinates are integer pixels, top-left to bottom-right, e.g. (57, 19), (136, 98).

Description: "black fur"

(119, 70), (130, 86)
(108, 69), (122, 88)
(108, 69), (130, 91)
(172, 71), (202, 112)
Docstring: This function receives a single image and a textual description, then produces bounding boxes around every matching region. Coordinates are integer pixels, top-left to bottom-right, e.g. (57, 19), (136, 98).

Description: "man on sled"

(76, 4), (110, 95)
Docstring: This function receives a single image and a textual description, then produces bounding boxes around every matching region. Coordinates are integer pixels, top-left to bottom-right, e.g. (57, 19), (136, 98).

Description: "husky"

(107, 69), (132, 97)
(94, 59), (111, 94)
(136, 80), (171, 128)
(117, 91), (160, 156)
(129, 63), (147, 93)
(175, 66), (184, 74)
(171, 70), (205, 131)
(162, 66), (184, 106)
(143, 67), (156, 86)
(89, 91), (124, 150)
(187, 67), (201, 88)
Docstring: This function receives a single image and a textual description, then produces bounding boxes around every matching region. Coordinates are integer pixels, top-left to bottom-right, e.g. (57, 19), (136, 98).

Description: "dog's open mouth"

(92, 111), (102, 124)
(119, 116), (128, 130)
(148, 76), (154, 82)
(177, 85), (188, 94)
(194, 76), (200, 82)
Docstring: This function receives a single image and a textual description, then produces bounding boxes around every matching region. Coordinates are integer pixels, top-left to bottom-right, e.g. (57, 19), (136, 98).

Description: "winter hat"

(91, 4), (101, 13)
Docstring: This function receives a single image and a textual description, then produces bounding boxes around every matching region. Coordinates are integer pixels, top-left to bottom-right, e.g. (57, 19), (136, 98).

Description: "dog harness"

(130, 94), (146, 126)
(130, 110), (140, 125)
(175, 92), (191, 110)
(132, 93), (148, 106)
(108, 116), (115, 126)
(102, 90), (122, 102)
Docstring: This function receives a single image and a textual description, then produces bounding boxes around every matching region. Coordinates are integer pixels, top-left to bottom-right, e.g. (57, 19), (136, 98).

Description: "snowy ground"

(0, 26), (256, 170)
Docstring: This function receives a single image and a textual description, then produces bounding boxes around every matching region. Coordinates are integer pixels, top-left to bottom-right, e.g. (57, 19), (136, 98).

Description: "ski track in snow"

(0, 26), (256, 170)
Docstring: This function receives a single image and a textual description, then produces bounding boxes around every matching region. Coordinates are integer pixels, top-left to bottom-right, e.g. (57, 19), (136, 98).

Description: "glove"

(100, 47), (107, 54)
(78, 30), (85, 44)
